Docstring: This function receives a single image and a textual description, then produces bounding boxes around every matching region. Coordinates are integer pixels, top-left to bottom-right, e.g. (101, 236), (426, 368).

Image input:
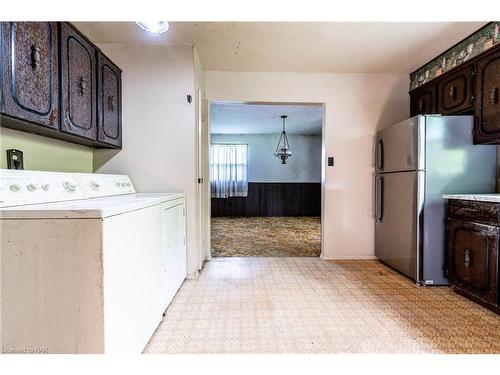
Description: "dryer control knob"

(41, 184), (50, 191)
(63, 182), (76, 192)
(9, 184), (21, 193)
(89, 181), (100, 191)
(27, 184), (37, 192)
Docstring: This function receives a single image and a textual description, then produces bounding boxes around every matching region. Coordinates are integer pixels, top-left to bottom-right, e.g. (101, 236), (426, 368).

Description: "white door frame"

(195, 89), (212, 268)
(200, 100), (326, 260)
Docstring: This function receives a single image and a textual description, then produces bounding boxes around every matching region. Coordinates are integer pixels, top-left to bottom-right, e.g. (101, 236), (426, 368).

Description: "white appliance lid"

(0, 193), (185, 219)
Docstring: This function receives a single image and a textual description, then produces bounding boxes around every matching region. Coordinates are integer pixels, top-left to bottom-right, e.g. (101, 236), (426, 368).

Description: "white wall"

(211, 133), (322, 182)
(206, 71), (409, 259)
(93, 44), (201, 277)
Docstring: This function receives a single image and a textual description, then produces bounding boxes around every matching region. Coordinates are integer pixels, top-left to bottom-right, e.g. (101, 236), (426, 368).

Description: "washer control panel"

(0, 170), (137, 208)
(0, 170), (85, 207)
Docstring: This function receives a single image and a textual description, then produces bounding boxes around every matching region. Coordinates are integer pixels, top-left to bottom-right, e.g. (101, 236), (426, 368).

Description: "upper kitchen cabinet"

(97, 52), (122, 148)
(437, 64), (475, 115)
(410, 84), (436, 116)
(474, 47), (500, 144)
(410, 43), (500, 144)
(60, 22), (97, 141)
(0, 22), (59, 129)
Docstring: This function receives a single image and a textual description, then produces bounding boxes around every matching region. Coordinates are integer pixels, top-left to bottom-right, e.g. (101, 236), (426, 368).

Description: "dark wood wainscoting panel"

(211, 182), (321, 217)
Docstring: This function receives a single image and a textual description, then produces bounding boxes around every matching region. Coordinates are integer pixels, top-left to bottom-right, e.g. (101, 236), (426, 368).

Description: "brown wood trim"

(211, 182), (321, 217)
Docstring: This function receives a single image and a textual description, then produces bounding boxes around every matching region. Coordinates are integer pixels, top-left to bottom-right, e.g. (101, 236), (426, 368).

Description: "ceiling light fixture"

(136, 21), (170, 34)
(274, 115), (292, 164)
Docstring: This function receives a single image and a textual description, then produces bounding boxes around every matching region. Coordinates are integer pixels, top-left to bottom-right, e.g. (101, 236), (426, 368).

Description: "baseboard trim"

(320, 254), (377, 260)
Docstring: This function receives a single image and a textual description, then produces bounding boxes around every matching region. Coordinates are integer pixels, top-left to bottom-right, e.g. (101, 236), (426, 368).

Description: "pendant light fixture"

(274, 115), (292, 164)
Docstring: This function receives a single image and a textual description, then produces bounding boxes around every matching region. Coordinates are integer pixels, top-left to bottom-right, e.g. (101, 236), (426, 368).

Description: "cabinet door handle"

(79, 77), (87, 96)
(449, 86), (457, 100)
(464, 249), (471, 269)
(107, 95), (115, 112)
(418, 99), (424, 113)
(30, 44), (40, 70)
(490, 87), (498, 105)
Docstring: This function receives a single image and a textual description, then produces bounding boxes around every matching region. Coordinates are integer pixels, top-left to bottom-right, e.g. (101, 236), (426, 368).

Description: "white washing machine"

(0, 169), (187, 354)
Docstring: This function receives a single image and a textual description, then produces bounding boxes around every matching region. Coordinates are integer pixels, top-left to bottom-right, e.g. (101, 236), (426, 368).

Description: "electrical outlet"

(328, 157), (334, 167)
(7, 149), (24, 170)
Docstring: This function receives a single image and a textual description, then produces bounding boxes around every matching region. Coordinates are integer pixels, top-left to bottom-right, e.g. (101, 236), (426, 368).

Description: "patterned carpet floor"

(211, 216), (321, 257)
(144, 258), (500, 354)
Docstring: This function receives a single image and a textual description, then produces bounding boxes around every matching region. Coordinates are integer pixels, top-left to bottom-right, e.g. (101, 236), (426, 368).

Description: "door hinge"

(198, 178), (204, 184)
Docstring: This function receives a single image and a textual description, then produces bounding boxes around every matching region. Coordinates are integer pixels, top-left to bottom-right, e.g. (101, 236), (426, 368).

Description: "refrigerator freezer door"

(375, 171), (422, 281)
(375, 116), (425, 173)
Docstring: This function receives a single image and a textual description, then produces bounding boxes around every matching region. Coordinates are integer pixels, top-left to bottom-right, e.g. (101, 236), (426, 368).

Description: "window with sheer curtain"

(210, 144), (248, 198)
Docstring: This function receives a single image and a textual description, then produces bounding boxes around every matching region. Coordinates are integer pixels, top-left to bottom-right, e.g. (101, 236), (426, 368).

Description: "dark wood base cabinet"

(410, 43), (500, 144)
(0, 22), (122, 149)
(447, 199), (500, 314)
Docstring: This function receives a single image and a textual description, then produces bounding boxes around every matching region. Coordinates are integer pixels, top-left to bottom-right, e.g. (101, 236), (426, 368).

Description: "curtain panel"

(210, 144), (248, 198)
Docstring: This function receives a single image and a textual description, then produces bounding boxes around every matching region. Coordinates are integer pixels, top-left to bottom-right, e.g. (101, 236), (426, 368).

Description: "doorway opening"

(208, 102), (325, 257)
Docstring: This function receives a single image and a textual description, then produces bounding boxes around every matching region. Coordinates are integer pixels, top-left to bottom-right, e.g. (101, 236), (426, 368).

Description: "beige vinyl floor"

(144, 257), (500, 354)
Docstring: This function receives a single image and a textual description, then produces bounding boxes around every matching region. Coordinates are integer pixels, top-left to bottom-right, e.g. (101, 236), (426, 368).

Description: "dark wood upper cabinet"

(1, 22), (122, 148)
(97, 52), (122, 148)
(60, 22), (97, 140)
(437, 64), (474, 115)
(474, 47), (500, 144)
(410, 84), (436, 116)
(410, 44), (500, 144)
(0, 22), (59, 129)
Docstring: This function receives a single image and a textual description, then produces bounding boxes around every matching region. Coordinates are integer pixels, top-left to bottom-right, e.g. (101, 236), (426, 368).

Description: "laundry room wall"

(0, 127), (93, 172)
(206, 71), (409, 259)
(93, 44), (203, 278)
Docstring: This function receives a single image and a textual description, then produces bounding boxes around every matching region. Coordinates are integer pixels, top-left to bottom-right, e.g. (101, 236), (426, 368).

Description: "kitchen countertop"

(442, 194), (500, 203)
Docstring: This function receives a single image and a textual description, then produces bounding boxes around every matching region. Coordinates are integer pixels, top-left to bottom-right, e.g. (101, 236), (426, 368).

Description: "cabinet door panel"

(97, 52), (121, 147)
(474, 48), (500, 144)
(438, 65), (474, 114)
(60, 22), (97, 140)
(410, 84), (436, 116)
(448, 219), (498, 305)
(1, 22), (59, 128)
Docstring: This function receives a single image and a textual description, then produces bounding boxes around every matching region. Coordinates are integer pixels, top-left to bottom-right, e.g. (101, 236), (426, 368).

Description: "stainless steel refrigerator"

(374, 115), (497, 285)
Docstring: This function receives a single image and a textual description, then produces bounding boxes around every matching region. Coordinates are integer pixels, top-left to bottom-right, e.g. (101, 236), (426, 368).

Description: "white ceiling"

(73, 21), (486, 74)
(210, 103), (323, 135)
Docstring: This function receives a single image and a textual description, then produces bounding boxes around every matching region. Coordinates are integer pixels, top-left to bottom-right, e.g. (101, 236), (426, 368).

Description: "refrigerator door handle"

(376, 139), (384, 171)
(375, 175), (384, 222)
